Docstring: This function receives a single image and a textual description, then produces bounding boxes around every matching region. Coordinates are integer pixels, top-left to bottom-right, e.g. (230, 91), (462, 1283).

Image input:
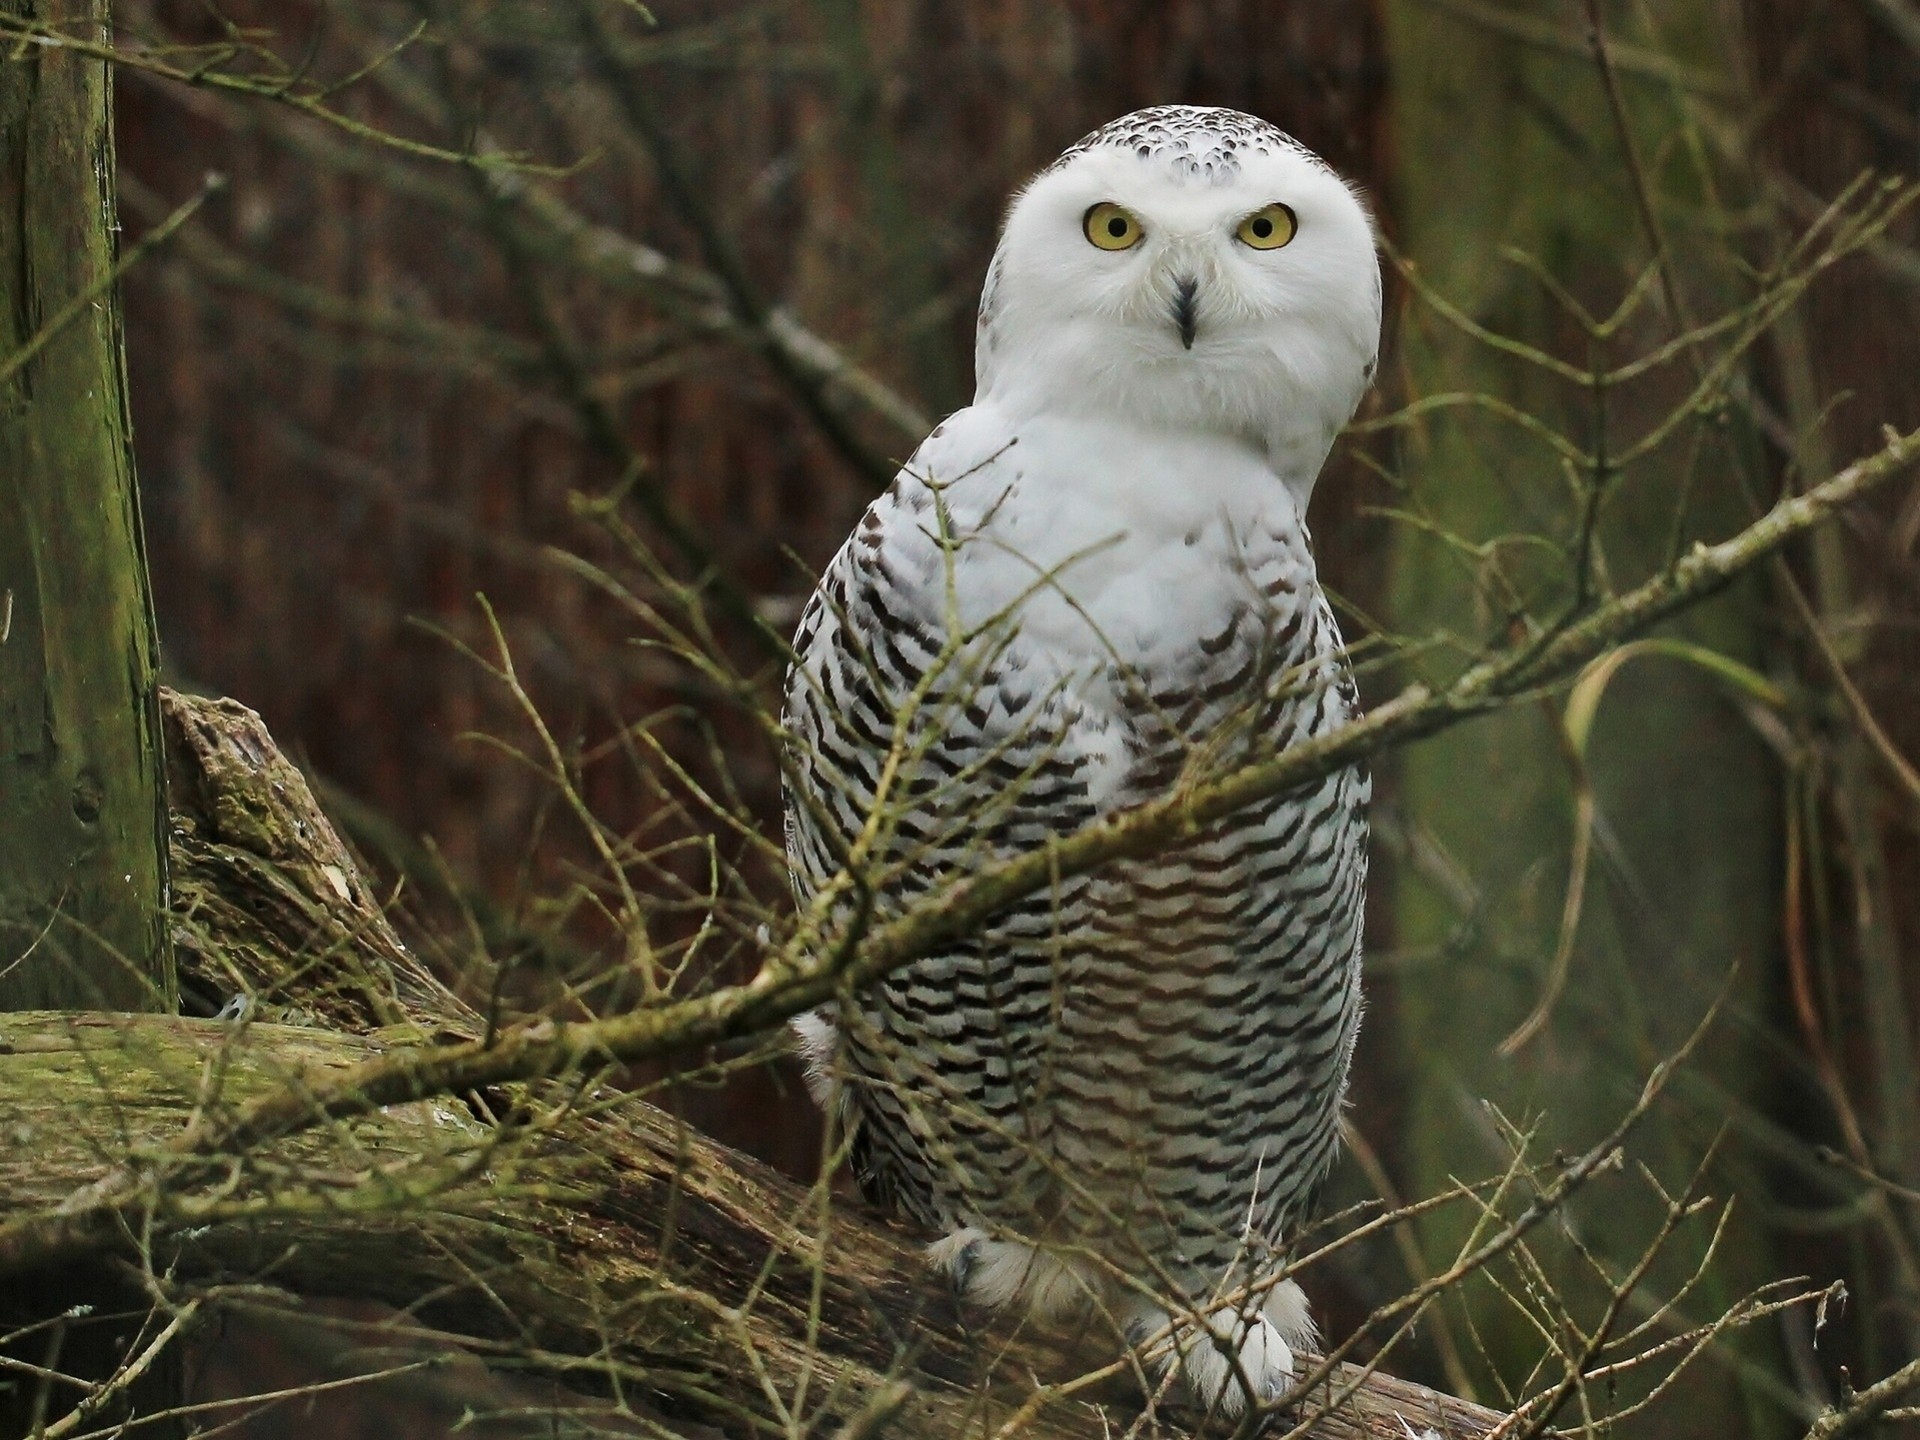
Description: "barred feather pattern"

(783, 408), (1368, 1308)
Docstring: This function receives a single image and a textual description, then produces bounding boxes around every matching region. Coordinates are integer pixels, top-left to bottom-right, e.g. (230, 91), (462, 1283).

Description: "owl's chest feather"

(888, 404), (1317, 675)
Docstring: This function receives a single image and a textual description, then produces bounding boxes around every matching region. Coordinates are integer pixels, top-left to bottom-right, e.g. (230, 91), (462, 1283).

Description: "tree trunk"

(0, 0), (171, 1012)
(1379, 4), (1781, 1430)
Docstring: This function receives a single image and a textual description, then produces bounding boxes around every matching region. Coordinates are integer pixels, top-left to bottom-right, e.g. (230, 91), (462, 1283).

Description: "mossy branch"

(0, 693), (1513, 1440)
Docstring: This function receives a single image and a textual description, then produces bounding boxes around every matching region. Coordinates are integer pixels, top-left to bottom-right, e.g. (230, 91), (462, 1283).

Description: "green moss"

(0, 1), (172, 1011)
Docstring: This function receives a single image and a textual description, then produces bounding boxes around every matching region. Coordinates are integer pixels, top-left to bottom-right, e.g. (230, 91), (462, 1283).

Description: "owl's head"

(976, 107), (1381, 500)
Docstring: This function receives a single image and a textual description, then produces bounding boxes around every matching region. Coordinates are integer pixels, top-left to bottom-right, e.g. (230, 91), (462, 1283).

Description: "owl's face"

(976, 108), (1381, 499)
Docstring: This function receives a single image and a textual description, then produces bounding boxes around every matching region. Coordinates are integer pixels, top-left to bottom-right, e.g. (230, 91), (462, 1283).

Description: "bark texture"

(0, 0), (170, 1010)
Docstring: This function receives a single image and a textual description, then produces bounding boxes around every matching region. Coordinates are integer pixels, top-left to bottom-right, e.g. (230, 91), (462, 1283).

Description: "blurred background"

(93, 0), (1920, 1434)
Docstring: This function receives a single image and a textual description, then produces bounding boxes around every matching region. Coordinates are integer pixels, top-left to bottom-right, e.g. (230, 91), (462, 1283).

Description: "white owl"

(784, 106), (1380, 1415)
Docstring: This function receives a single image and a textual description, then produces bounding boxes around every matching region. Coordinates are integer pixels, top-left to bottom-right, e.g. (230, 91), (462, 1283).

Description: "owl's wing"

(782, 423), (1114, 920)
(782, 430), (1119, 1224)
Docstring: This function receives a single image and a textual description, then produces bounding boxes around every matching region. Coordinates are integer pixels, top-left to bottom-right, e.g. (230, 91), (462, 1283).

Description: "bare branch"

(1802, 1354), (1920, 1439)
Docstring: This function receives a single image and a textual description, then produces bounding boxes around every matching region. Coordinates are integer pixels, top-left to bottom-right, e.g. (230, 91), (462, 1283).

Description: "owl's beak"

(1171, 277), (1199, 350)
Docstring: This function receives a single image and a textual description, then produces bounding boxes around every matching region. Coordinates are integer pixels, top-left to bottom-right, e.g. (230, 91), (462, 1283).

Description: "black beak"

(1172, 277), (1199, 350)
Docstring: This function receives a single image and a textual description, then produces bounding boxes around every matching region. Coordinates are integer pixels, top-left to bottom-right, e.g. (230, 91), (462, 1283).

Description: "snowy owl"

(783, 106), (1379, 1415)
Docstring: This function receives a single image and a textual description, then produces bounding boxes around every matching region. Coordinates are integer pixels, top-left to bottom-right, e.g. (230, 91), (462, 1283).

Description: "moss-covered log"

(0, 690), (1509, 1440)
(161, 689), (478, 1036)
(0, 0), (170, 1010)
(0, 1010), (1510, 1440)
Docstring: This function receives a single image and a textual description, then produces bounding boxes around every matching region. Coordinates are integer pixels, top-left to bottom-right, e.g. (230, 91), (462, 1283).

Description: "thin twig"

(1803, 1353), (1920, 1439)
(574, 4), (901, 491)
(0, 17), (525, 169)
(0, 174), (224, 388)
(37, 1298), (200, 1440)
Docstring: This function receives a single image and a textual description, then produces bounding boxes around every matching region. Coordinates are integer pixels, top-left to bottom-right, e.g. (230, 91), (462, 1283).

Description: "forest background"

(3, 1), (1920, 1437)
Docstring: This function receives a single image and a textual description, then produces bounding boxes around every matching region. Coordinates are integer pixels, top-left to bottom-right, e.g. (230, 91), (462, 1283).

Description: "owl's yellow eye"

(1083, 203), (1144, 251)
(1235, 203), (1297, 250)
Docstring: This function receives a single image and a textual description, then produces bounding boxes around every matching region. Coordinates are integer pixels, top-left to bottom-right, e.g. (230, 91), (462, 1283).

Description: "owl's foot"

(1126, 1279), (1313, 1418)
(926, 1227), (987, 1302)
(926, 1228), (1095, 1322)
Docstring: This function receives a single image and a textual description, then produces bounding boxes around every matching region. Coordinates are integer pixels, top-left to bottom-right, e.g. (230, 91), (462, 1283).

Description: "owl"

(783, 106), (1379, 1414)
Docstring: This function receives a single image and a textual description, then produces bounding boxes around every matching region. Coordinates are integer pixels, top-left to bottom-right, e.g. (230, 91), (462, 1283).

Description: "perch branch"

(0, 692), (1507, 1439)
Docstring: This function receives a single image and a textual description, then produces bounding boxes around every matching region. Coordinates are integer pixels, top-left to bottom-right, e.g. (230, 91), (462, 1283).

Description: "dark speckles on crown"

(977, 251), (1006, 351)
(1046, 105), (1320, 184)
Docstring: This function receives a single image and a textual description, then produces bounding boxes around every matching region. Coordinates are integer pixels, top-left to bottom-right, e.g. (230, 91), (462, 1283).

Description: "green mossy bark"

(1380, 6), (1780, 1432)
(0, 0), (172, 1011)
(0, 691), (1514, 1440)
(0, 1010), (1512, 1440)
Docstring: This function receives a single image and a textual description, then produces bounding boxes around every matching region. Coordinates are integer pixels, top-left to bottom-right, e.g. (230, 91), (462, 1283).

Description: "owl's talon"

(926, 1226), (990, 1302)
(927, 1231), (1095, 1321)
(1125, 1290), (1307, 1419)
(952, 1237), (982, 1294)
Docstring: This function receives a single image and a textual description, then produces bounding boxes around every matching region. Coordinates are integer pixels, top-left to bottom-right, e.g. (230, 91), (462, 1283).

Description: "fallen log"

(0, 691), (1509, 1440)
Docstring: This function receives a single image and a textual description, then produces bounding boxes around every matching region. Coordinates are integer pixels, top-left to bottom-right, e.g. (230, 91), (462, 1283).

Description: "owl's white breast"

(894, 400), (1310, 667)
